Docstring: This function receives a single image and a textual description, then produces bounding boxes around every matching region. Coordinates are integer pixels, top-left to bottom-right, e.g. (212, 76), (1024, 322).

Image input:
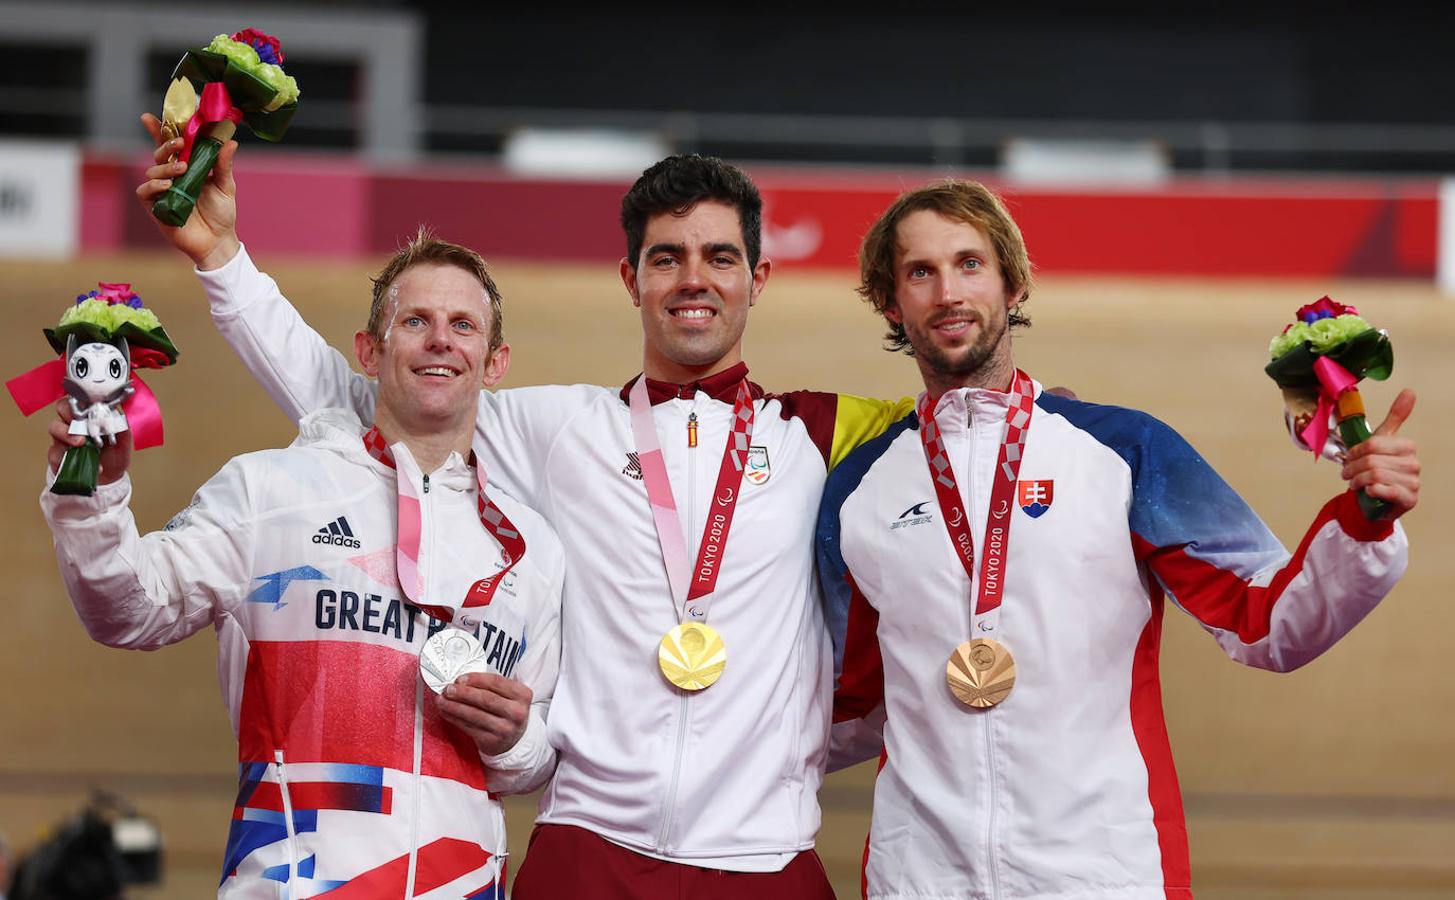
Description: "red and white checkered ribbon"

(364, 425), (525, 623)
(629, 375), (755, 623)
(916, 370), (1035, 626)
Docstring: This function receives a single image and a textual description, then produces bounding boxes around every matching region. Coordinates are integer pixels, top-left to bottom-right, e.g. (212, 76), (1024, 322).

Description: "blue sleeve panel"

(816, 411), (917, 683)
(1034, 392), (1286, 580)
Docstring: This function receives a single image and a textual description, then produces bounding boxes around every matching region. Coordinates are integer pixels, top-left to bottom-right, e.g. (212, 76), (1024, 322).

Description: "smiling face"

(886, 209), (1023, 396)
(620, 200), (770, 383)
(67, 341), (129, 401)
(355, 262), (509, 443)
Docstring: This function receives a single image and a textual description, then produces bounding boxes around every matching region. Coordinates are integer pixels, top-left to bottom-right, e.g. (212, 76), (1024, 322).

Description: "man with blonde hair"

(818, 179), (1421, 899)
(43, 231), (564, 898)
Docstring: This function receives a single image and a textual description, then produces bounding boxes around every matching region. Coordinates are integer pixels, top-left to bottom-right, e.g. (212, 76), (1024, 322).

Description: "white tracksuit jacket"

(193, 248), (909, 870)
(817, 381), (1409, 899)
(42, 409), (565, 898)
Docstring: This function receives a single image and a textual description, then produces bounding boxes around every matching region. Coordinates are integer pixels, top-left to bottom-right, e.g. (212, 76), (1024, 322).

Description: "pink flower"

(1295, 295), (1358, 324)
(231, 28), (285, 65)
(95, 282), (140, 306)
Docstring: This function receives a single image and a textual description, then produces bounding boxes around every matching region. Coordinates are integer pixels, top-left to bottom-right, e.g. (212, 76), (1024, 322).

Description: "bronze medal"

(947, 638), (1016, 708)
(658, 622), (727, 691)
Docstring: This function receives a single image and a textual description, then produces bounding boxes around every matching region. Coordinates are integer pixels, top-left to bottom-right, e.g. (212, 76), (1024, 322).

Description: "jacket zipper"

(968, 400), (1004, 900)
(404, 468), (430, 896)
(657, 400), (698, 851)
(275, 750), (299, 900)
(404, 677), (425, 897)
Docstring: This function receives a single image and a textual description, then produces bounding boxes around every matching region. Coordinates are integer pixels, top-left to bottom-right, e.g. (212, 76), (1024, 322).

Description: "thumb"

(1372, 388), (1416, 437)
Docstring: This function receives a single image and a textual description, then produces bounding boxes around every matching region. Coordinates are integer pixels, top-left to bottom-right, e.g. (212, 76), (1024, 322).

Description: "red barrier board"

(81, 154), (1439, 279)
(753, 173), (1439, 277)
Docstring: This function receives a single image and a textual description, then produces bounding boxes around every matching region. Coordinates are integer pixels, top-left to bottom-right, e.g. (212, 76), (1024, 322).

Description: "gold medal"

(658, 622), (727, 691)
(946, 638), (1016, 708)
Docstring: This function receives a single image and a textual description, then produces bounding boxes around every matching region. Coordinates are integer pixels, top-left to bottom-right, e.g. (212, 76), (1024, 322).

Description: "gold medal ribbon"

(628, 375), (755, 690)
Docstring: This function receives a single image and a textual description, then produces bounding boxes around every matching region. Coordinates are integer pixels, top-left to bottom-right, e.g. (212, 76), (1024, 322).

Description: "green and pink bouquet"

(151, 28), (301, 226)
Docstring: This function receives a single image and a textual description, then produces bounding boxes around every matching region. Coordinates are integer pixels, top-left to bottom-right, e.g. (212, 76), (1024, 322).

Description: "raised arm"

(196, 246), (378, 424)
(42, 407), (253, 650)
(136, 112), (377, 425)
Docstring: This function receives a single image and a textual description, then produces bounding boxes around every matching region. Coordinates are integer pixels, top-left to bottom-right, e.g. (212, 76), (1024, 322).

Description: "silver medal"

(419, 627), (491, 694)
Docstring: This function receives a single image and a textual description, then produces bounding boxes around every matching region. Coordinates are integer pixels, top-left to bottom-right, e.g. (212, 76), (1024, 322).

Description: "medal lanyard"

(917, 371), (1035, 637)
(628, 375), (754, 623)
(363, 426), (526, 623)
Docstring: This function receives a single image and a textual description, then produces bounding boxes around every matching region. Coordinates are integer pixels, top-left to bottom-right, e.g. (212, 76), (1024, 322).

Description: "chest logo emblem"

(891, 500), (934, 530)
(1017, 480), (1054, 518)
(745, 445), (771, 485)
(622, 451), (643, 480)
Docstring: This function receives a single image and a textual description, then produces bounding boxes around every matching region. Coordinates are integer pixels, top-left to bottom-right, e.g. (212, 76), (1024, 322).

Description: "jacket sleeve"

(825, 571), (887, 772)
(198, 244), (379, 427)
(1127, 415), (1407, 673)
(829, 394), (917, 470)
(40, 461), (254, 651)
(817, 445), (887, 773)
(480, 521), (566, 794)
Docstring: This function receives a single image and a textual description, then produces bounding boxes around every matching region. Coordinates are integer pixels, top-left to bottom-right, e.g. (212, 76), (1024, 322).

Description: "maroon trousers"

(510, 823), (837, 900)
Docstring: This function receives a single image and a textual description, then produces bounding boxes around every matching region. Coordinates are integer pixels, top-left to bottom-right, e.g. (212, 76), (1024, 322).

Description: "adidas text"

(313, 533), (361, 548)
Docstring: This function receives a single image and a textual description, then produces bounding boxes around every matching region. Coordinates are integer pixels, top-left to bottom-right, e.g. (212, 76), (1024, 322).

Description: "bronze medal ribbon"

(917, 371), (1035, 620)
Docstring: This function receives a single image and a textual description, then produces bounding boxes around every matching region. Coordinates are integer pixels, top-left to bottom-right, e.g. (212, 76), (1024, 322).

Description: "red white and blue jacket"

(817, 378), (1408, 900)
(42, 409), (565, 899)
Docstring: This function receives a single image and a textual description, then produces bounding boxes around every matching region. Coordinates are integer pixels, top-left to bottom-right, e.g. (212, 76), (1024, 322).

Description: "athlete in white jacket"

(42, 234), (565, 899)
(135, 122), (906, 897)
(819, 181), (1421, 899)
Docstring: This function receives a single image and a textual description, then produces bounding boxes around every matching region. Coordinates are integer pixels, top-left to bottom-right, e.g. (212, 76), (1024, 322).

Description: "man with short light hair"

(42, 231), (564, 898)
(818, 179), (1421, 899)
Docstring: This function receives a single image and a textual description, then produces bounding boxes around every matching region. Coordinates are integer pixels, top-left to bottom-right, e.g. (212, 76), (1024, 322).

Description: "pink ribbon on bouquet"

(6, 359), (165, 450)
(1297, 355), (1359, 457)
(180, 82), (243, 164)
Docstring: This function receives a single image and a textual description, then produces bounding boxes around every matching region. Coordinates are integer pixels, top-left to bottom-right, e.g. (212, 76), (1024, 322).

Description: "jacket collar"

(619, 361), (761, 405)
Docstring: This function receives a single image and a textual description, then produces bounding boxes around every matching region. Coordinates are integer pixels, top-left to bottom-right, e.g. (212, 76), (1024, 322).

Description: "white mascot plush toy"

(64, 335), (135, 444)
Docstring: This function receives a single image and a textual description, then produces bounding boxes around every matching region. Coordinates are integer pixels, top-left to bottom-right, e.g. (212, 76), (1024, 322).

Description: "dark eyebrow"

(645, 242), (685, 258)
(706, 242), (743, 258)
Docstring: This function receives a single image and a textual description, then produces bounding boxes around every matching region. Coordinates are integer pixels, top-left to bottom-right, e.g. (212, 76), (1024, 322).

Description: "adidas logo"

(622, 451), (643, 480)
(312, 516), (362, 548)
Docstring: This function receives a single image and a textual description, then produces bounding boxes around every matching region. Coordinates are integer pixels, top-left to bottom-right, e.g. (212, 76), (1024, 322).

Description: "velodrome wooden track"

(2, 252), (1451, 899)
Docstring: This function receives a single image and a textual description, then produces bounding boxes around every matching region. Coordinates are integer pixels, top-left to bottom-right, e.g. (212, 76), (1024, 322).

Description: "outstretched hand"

(48, 400), (132, 485)
(1341, 388), (1420, 519)
(136, 112), (241, 271)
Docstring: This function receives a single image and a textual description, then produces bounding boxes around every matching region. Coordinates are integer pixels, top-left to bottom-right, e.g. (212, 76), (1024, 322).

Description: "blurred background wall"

(2, 3), (1452, 898)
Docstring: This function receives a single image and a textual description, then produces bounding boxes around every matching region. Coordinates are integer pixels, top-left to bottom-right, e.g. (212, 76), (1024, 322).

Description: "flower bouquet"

(6, 284), (179, 495)
(1265, 296), (1393, 519)
(150, 28), (300, 226)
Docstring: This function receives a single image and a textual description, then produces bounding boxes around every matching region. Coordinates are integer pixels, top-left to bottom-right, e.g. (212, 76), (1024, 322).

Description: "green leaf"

(1264, 328), (1392, 388)
(244, 103), (298, 142)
